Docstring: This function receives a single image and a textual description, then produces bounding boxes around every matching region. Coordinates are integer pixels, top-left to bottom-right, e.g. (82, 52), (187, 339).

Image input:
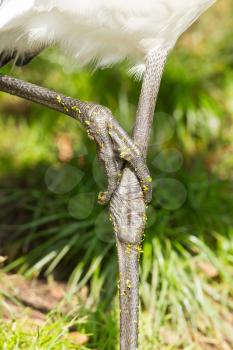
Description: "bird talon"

(140, 176), (153, 204)
(119, 150), (153, 203)
(84, 107), (153, 205)
(98, 191), (109, 205)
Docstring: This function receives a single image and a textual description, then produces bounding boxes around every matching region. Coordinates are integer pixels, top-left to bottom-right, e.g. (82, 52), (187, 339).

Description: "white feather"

(0, 0), (216, 73)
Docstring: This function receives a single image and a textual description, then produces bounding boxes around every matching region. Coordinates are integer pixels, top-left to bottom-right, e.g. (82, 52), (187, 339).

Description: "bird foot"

(0, 74), (152, 205)
(81, 103), (152, 205)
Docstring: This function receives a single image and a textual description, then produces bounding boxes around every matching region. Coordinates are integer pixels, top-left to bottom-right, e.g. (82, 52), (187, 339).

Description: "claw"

(98, 191), (108, 205)
(97, 171), (120, 205)
(94, 128), (121, 205)
(0, 75), (152, 204)
(83, 104), (152, 204)
(130, 157), (152, 204)
(107, 121), (153, 204)
(140, 175), (153, 204)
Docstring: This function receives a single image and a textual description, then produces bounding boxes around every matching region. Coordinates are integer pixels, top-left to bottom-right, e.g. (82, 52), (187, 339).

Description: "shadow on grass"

(0, 152), (232, 280)
(0, 152), (232, 350)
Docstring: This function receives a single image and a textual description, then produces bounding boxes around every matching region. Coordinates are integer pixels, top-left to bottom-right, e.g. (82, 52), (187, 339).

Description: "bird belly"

(0, 0), (215, 74)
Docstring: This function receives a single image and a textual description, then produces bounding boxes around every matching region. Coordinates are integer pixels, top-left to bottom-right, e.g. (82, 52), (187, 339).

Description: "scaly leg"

(110, 48), (169, 350)
(0, 74), (152, 204)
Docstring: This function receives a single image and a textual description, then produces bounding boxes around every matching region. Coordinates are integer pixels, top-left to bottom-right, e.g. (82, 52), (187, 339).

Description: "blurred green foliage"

(0, 1), (232, 349)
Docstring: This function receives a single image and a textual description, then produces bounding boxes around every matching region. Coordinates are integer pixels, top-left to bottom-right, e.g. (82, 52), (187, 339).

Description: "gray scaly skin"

(0, 74), (152, 204)
(110, 49), (168, 349)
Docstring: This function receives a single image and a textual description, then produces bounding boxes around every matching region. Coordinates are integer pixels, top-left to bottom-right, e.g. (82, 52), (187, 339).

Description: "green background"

(0, 1), (232, 349)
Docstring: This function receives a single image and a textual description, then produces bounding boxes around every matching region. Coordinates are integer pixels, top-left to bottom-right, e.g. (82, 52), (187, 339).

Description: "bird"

(0, 0), (216, 200)
(0, 0), (215, 74)
(0, 2), (216, 350)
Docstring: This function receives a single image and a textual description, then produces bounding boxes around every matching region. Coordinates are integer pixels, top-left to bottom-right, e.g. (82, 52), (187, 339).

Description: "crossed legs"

(0, 74), (152, 204)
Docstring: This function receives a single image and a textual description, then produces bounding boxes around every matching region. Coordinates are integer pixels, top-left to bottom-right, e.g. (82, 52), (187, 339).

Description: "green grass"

(1, 259), (232, 350)
(0, 1), (232, 349)
(0, 313), (89, 350)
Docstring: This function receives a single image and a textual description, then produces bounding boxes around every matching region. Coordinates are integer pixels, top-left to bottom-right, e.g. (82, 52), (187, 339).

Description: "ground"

(0, 271), (232, 350)
(0, 2), (232, 348)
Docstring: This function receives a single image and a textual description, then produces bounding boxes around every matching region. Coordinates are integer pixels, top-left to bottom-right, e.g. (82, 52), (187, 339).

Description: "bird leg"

(0, 74), (152, 204)
(110, 48), (168, 350)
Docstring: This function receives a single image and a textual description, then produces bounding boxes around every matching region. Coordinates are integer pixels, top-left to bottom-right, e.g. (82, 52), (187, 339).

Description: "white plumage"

(0, 0), (215, 74)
